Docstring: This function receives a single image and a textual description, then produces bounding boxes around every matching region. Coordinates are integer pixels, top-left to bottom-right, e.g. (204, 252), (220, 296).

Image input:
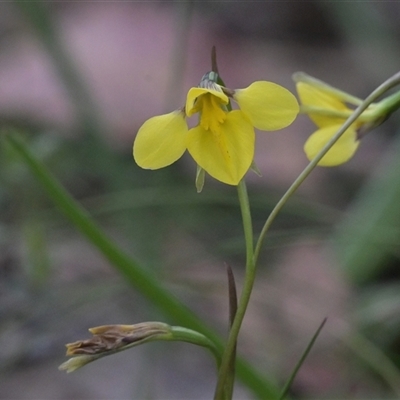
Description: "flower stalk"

(214, 180), (255, 400)
(215, 71), (400, 400)
(49, 35), (400, 399)
(254, 71), (400, 266)
(59, 322), (222, 373)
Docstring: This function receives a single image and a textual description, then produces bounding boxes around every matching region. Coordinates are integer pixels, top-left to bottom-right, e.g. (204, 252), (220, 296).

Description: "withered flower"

(59, 322), (171, 373)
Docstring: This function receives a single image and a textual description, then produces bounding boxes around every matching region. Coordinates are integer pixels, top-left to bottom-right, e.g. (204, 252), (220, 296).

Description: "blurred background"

(1, 1), (400, 399)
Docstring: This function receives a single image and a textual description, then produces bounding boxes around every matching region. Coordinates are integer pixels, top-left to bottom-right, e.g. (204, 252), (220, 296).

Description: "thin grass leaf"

(279, 318), (327, 400)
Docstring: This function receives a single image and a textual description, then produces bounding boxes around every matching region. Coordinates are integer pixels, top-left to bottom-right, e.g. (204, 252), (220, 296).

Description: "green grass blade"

(5, 132), (280, 399)
(279, 318), (327, 400)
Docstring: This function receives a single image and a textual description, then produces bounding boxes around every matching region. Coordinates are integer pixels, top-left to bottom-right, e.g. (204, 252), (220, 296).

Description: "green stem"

(5, 132), (281, 399)
(374, 89), (400, 116)
(169, 326), (222, 368)
(254, 71), (400, 266)
(216, 71), (400, 398)
(214, 180), (255, 400)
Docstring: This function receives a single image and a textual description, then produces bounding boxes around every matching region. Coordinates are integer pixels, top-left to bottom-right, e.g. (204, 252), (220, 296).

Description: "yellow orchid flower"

(293, 72), (381, 166)
(134, 72), (299, 186)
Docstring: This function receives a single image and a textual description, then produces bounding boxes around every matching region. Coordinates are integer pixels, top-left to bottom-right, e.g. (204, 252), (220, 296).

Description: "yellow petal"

(133, 111), (187, 169)
(234, 81), (299, 131)
(304, 124), (360, 166)
(296, 81), (352, 127)
(293, 72), (364, 105)
(186, 110), (254, 185)
(186, 87), (228, 117)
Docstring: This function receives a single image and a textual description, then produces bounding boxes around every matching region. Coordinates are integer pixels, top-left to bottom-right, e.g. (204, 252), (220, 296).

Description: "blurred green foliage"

(1, 1), (400, 399)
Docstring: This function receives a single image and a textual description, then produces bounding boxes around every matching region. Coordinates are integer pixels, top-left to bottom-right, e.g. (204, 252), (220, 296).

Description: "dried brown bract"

(59, 322), (171, 373)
